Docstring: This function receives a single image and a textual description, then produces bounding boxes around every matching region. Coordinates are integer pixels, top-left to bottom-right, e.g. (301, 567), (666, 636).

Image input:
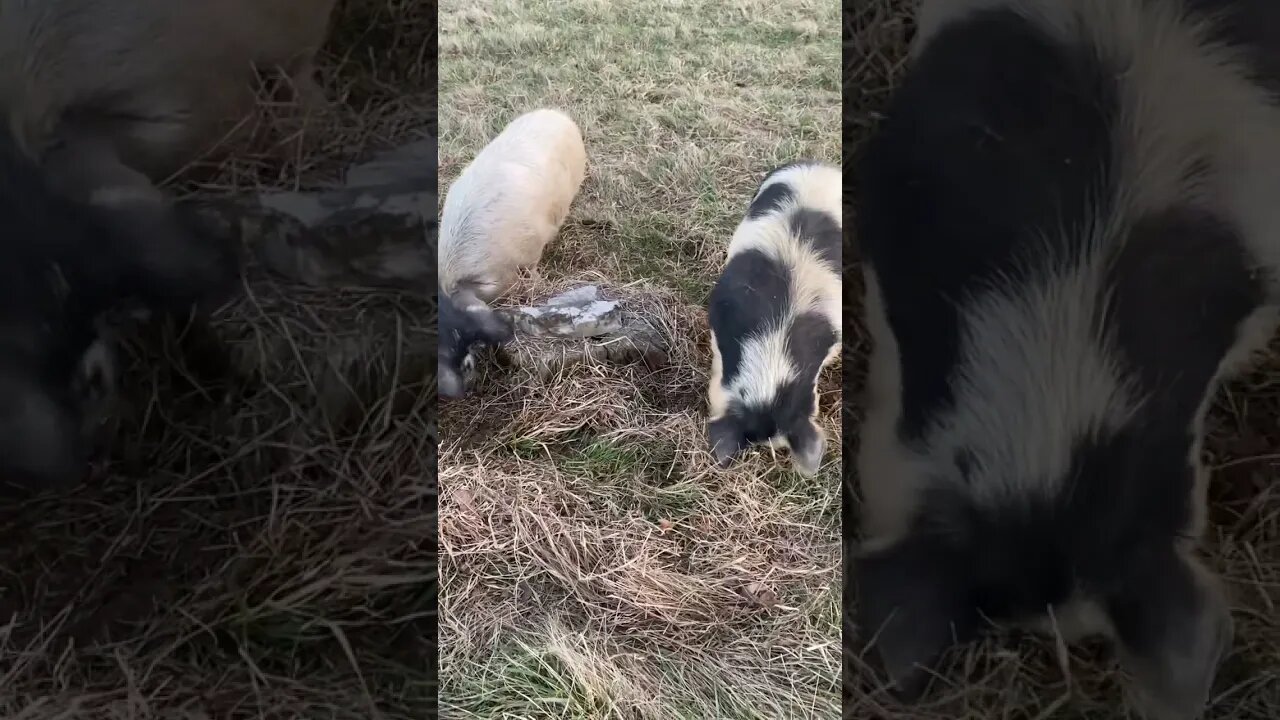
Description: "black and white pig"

(853, 1), (1280, 718)
(0, 125), (237, 495)
(438, 108), (587, 399)
(706, 160), (841, 476)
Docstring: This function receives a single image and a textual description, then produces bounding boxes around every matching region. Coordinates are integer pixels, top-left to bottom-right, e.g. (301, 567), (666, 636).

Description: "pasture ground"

(437, 0), (842, 718)
(0, 1), (436, 718)
(848, 3), (1280, 719)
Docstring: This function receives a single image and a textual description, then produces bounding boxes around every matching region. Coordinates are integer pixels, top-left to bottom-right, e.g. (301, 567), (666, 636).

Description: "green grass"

(439, 0), (841, 305)
(444, 639), (635, 720)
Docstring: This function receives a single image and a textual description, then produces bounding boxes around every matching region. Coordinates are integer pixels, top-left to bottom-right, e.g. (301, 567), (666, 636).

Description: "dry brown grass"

(846, 3), (1280, 719)
(0, 1), (436, 718)
(437, 0), (841, 717)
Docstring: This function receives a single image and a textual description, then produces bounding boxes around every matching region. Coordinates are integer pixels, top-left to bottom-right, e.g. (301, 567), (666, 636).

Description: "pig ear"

(468, 305), (514, 345)
(854, 533), (974, 700)
(708, 415), (744, 467)
(438, 354), (467, 398)
(787, 418), (825, 476)
(1104, 548), (1232, 720)
(453, 289), (514, 345)
(0, 375), (85, 494)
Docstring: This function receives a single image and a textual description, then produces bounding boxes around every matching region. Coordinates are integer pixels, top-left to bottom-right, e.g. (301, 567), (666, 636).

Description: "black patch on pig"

(855, 6), (1118, 441)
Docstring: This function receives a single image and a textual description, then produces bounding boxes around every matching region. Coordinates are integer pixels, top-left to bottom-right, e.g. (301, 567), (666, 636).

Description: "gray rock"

(194, 131), (437, 290)
(342, 137), (437, 189)
(497, 286), (671, 379)
(507, 285), (624, 338)
(546, 285), (602, 306)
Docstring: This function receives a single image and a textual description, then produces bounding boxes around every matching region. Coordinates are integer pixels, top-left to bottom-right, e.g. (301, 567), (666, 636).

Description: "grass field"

(0, 2), (436, 718)
(437, 0), (842, 718)
(848, 4), (1280, 719)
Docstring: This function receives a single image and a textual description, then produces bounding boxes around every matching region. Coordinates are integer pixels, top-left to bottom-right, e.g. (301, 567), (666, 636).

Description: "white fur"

(857, 268), (925, 548)
(936, 258), (1139, 503)
(858, 257), (1143, 545)
(439, 108), (587, 301)
(0, 0), (335, 178)
(73, 335), (117, 439)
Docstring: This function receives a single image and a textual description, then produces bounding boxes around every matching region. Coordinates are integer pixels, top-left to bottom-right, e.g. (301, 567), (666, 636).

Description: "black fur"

(1104, 544), (1231, 714)
(0, 126), (236, 494)
(916, 426), (1203, 618)
(789, 311), (839, 389)
(790, 208), (841, 270)
(748, 160), (829, 221)
(855, 6), (1118, 441)
(854, 530), (976, 700)
(1188, 0), (1280, 96)
(1106, 207), (1265, 424)
(855, 423), (1213, 699)
(747, 182), (794, 220)
(708, 248), (791, 386)
(438, 286), (513, 399)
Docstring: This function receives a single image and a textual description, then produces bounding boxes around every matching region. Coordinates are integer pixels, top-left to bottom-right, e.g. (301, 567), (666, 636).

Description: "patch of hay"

(0, 1), (437, 718)
(495, 277), (672, 384)
(447, 272), (706, 450)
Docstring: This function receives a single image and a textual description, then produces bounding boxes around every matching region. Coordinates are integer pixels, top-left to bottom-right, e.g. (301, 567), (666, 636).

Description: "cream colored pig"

(438, 108), (587, 398)
(0, 0), (337, 181)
